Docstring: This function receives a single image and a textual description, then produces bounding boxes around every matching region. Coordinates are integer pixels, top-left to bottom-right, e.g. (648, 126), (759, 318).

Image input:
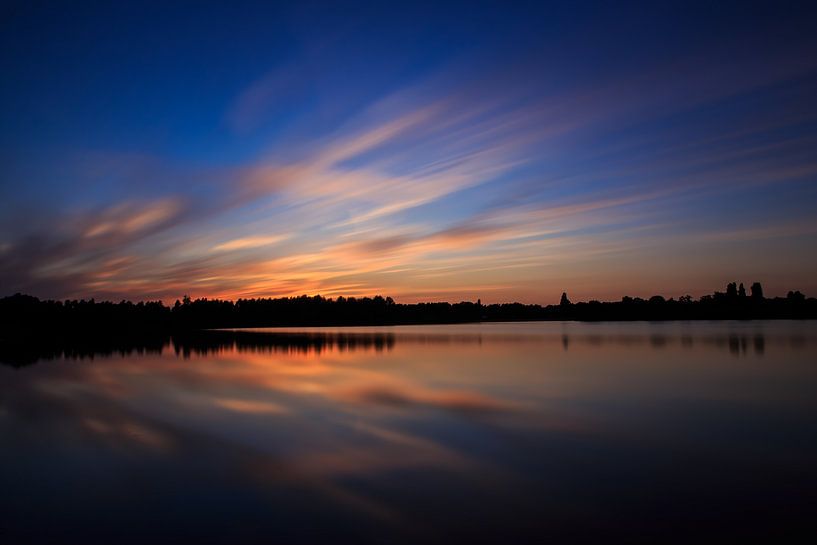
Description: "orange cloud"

(211, 235), (288, 252)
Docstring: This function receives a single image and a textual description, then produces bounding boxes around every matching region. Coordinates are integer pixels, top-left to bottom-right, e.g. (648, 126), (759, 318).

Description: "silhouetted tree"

(2, 282), (815, 337)
(738, 283), (746, 297)
(787, 290), (805, 302)
(726, 282), (738, 298)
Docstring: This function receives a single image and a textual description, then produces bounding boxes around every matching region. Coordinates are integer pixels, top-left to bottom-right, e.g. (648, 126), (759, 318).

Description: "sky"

(1, 1), (817, 304)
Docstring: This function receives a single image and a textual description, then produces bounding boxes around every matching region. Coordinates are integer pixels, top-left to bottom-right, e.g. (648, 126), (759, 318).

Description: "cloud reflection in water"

(2, 322), (817, 543)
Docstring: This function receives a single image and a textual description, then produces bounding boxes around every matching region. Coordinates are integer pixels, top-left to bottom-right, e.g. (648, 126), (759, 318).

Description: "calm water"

(2, 321), (816, 544)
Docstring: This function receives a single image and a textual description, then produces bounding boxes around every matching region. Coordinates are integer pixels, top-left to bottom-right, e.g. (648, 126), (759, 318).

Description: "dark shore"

(1, 283), (815, 336)
(1, 282), (815, 367)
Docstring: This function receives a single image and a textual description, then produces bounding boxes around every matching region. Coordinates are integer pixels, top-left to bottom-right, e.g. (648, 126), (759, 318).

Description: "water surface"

(2, 321), (816, 544)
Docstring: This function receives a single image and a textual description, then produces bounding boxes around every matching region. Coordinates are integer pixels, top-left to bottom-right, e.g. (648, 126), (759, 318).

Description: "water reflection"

(1, 321), (817, 544)
(4, 322), (815, 367)
(174, 330), (397, 358)
(0, 330), (398, 366)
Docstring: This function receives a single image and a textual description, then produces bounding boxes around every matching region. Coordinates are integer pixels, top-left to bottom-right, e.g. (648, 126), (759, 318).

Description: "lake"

(2, 321), (816, 544)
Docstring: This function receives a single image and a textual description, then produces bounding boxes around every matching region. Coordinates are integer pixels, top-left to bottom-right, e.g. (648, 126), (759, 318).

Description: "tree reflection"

(0, 330), (396, 367)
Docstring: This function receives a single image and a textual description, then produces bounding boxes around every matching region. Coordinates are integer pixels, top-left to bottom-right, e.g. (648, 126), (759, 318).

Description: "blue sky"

(1, 1), (816, 303)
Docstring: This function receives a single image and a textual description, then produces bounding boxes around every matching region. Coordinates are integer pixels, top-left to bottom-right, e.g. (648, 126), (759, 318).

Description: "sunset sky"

(2, 1), (816, 304)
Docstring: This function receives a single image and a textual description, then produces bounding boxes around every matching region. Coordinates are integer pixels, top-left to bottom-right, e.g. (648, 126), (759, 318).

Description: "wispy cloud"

(211, 235), (288, 252)
(3, 39), (817, 302)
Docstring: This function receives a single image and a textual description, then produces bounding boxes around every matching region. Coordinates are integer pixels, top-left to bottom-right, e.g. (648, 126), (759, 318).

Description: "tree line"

(0, 282), (815, 337)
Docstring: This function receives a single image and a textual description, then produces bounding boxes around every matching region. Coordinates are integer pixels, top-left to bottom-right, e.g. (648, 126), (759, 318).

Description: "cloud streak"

(2, 37), (817, 302)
